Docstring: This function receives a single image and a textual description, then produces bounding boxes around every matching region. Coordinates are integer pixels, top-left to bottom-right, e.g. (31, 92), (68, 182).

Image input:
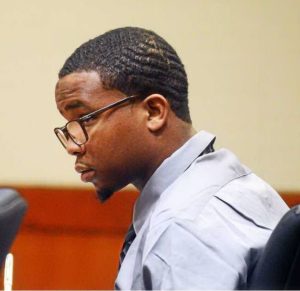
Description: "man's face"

(55, 71), (147, 201)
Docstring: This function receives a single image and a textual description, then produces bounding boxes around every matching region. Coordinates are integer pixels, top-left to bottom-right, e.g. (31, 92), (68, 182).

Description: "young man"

(54, 27), (288, 289)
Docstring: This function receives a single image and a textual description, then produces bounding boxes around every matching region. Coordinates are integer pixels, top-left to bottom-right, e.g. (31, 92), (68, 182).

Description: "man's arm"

(140, 208), (271, 290)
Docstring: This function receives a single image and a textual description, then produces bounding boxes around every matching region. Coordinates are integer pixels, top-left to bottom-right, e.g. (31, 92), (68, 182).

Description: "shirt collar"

(133, 130), (216, 233)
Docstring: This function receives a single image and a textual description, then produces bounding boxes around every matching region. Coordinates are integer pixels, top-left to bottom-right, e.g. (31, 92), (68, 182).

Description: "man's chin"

(96, 187), (114, 203)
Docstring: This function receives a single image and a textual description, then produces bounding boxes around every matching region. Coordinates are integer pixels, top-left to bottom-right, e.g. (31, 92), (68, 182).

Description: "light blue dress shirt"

(115, 131), (289, 290)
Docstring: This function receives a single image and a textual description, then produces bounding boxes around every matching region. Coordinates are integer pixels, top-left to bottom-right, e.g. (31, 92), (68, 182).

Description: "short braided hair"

(59, 27), (191, 123)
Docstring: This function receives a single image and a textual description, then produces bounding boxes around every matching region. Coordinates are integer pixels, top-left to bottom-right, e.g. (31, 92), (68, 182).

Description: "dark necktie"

(118, 224), (136, 269)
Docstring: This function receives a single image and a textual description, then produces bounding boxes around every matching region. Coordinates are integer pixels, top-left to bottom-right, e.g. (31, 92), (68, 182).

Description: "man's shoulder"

(165, 148), (251, 197)
(151, 148), (252, 217)
(148, 147), (288, 235)
(215, 173), (289, 229)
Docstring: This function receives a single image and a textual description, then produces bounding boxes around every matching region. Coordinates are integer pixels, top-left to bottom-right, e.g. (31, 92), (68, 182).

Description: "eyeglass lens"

(66, 121), (87, 144)
(55, 121), (87, 148)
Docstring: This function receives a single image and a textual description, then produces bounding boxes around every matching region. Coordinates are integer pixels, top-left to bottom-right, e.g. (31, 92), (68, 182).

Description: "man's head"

(55, 27), (194, 201)
(59, 27), (191, 123)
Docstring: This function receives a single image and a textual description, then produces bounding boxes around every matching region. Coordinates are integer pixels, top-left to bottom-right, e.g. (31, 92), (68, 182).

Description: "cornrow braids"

(59, 27), (191, 123)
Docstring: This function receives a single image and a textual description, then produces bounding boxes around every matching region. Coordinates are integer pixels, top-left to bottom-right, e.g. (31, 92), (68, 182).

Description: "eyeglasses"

(54, 95), (138, 149)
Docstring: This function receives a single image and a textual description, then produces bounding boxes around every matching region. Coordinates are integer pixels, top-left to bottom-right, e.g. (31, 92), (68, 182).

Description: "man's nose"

(65, 139), (85, 156)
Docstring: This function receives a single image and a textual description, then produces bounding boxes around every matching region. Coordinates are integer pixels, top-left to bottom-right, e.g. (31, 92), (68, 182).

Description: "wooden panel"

(16, 187), (138, 232)
(0, 186), (299, 289)
(1, 187), (139, 290)
(280, 192), (300, 207)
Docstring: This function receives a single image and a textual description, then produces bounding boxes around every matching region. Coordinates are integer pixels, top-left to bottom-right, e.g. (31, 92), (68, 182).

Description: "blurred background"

(0, 0), (299, 289)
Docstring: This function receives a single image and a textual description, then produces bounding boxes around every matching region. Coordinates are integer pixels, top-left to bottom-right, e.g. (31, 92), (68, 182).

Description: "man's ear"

(142, 94), (170, 132)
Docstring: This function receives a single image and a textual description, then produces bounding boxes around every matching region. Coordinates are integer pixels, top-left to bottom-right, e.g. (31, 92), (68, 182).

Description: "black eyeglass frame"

(54, 95), (139, 148)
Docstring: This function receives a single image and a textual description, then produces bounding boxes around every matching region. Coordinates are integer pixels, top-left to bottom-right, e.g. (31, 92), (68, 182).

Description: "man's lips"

(80, 169), (96, 183)
(75, 164), (96, 183)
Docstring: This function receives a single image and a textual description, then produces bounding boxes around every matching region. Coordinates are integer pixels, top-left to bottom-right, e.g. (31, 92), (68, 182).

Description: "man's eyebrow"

(64, 100), (86, 111)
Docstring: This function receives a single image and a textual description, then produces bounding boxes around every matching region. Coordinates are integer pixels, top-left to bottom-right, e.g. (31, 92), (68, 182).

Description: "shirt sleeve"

(141, 200), (271, 290)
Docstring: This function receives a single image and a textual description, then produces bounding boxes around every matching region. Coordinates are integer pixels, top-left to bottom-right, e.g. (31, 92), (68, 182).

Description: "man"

(54, 27), (288, 289)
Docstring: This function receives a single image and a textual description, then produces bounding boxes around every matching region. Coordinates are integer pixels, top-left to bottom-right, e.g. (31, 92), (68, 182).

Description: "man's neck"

(132, 124), (196, 191)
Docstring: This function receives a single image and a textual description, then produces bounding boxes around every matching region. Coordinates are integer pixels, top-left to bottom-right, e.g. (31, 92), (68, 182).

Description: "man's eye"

(82, 115), (97, 124)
